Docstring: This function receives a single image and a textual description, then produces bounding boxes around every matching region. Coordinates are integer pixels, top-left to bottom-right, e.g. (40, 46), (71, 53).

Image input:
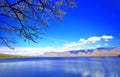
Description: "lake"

(0, 57), (120, 77)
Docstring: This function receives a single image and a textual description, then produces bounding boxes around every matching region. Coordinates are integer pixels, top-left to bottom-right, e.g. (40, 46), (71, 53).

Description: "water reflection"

(0, 57), (120, 77)
(60, 60), (120, 77)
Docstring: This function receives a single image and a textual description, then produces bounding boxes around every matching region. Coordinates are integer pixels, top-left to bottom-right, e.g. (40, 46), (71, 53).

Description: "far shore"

(0, 53), (27, 58)
(0, 53), (120, 59)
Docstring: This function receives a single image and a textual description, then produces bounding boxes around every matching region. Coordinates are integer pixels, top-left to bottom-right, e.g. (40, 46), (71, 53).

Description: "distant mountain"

(68, 50), (85, 54)
(96, 47), (114, 51)
(44, 46), (120, 57)
(68, 49), (94, 54)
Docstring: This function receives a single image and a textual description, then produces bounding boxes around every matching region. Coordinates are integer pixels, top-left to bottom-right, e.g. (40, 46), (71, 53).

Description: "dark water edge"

(0, 56), (119, 62)
(0, 57), (120, 77)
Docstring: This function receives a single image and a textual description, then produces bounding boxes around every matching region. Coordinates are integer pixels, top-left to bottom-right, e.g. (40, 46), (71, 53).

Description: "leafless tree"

(0, 0), (76, 48)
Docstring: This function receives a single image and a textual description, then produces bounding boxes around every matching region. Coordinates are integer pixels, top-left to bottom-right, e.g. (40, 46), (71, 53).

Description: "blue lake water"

(0, 57), (120, 77)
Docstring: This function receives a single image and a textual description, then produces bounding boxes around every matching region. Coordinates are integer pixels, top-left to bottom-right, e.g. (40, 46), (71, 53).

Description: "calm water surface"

(0, 57), (120, 77)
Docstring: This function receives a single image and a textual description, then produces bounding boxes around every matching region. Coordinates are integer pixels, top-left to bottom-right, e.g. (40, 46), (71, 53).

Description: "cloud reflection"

(0, 58), (120, 77)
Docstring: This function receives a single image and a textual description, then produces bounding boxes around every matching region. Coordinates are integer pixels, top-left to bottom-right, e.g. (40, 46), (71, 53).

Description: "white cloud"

(101, 35), (113, 41)
(78, 35), (113, 44)
(0, 35), (114, 56)
(96, 44), (101, 48)
(79, 38), (85, 43)
(87, 36), (101, 43)
(104, 43), (108, 46)
(0, 47), (56, 56)
(61, 35), (113, 50)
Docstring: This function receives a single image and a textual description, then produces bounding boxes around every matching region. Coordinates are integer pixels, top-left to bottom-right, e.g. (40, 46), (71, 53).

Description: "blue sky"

(0, 0), (120, 51)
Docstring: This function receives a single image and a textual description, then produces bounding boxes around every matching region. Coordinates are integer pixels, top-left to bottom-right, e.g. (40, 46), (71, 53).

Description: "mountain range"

(44, 46), (120, 57)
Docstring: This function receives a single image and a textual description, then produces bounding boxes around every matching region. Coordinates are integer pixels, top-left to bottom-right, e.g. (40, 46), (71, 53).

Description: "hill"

(44, 46), (120, 57)
(0, 53), (25, 58)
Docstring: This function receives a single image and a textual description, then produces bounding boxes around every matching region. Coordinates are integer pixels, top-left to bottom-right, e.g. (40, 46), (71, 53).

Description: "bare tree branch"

(0, 0), (76, 48)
